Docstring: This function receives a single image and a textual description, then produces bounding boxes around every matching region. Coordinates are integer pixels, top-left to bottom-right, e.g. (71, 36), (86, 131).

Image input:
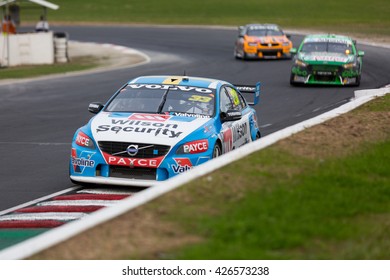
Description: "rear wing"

(235, 82), (261, 106)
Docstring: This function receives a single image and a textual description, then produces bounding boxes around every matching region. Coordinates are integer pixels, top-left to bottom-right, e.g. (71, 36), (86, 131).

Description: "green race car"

(290, 34), (364, 86)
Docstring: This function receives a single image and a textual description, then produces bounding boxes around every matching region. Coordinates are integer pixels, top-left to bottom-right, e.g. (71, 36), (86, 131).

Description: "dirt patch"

(31, 207), (201, 260)
(277, 111), (390, 160)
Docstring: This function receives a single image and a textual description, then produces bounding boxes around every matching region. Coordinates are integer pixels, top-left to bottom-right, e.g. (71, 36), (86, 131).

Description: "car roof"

(127, 75), (229, 90)
(245, 23), (281, 30)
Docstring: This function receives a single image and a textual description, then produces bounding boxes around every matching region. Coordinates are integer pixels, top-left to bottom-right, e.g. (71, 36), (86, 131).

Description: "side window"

(220, 88), (234, 113)
(225, 87), (244, 111)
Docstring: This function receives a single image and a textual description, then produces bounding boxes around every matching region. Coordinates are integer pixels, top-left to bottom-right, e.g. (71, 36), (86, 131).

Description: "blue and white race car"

(70, 75), (261, 187)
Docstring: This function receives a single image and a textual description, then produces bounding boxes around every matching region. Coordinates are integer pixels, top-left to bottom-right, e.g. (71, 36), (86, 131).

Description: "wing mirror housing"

(88, 102), (104, 114)
(290, 48), (297, 55)
(220, 109), (242, 122)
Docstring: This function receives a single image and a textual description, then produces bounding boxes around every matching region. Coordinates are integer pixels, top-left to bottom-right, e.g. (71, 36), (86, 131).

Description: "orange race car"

(234, 24), (293, 60)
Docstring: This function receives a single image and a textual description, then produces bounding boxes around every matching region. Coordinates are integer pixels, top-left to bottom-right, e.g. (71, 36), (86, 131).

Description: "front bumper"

(70, 144), (212, 187)
(244, 44), (292, 59)
(70, 175), (160, 187)
(291, 65), (360, 85)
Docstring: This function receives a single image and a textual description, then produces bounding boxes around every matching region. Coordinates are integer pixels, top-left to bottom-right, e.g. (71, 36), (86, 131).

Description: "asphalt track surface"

(0, 25), (389, 212)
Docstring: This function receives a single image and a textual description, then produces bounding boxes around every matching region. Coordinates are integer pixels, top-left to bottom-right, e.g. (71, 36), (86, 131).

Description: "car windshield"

(105, 84), (215, 117)
(301, 41), (354, 54)
(247, 28), (283, 37)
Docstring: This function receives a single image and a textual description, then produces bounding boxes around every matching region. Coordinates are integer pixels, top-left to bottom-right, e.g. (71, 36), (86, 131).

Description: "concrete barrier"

(0, 32), (54, 67)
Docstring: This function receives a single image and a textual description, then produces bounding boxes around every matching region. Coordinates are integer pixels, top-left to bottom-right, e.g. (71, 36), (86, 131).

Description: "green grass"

(154, 95), (390, 260)
(4, 0), (389, 260)
(20, 0), (389, 36)
(4, 0), (388, 80)
(0, 57), (99, 79)
(174, 142), (390, 259)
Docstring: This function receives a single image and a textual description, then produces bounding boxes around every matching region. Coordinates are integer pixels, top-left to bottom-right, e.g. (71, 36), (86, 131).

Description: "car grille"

(260, 49), (282, 56)
(313, 75), (338, 82)
(260, 43), (280, 47)
(98, 141), (170, 158)
(110, 166), (156, 180)
(310, 65), (341, 72)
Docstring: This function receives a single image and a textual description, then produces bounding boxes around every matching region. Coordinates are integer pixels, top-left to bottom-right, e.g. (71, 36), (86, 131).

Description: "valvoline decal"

(71, 148), (96, 173)
(171, 158), (193, 174)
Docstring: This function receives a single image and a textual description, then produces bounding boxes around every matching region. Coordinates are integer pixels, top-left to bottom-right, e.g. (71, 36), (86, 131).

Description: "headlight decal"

(76, 131), (95, 149)
(294, 59), (307, 67)
(176, 139), (209, 154)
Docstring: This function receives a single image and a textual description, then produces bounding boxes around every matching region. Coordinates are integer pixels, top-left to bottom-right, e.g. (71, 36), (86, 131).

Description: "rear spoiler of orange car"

(235, 82), (261, 106)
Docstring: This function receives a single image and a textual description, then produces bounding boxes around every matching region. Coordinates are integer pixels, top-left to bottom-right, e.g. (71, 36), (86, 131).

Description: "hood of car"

(90, 112), (212, 146)
(298, 52), (354, 65)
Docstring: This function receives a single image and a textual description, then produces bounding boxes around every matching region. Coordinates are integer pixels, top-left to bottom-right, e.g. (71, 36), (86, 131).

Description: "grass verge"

(21, 0), (389, 38)
(0, 57), (99, 80)
(3, 0), (389, 80)
(31, 94), (390, 260)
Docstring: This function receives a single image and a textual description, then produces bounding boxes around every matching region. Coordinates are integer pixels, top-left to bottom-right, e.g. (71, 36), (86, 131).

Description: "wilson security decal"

(91, 113), (211, 146)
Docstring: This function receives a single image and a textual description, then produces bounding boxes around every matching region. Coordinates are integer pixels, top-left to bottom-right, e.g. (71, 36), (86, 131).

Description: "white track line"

(0, 213), (86, 221)
(0, 187), (80, 216)
(77, 189), (136, 195)
(37, 200), (118, 207)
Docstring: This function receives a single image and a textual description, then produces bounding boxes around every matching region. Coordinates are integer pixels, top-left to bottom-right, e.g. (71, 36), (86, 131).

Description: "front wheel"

(290, 73), (296, 86)
(355, 74), (361, 87)
(212, 143), (222, 158)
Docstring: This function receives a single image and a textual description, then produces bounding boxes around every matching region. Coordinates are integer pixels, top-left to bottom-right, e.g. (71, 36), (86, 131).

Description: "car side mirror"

(220, 109), (242, 122)
(358, 50), (365, 57)
(290, 48), (297, 55)
(88, 102), (104, 114)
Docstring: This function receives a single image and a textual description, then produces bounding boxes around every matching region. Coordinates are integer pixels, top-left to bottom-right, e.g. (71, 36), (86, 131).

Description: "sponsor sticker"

(71, 149), (96, 173)
(182, 139), (209, 154)
(129, 113), (171, 122)
(102, 152), (164, 168)
(96, 118), (183, 138)
(171, 158), (193, 174)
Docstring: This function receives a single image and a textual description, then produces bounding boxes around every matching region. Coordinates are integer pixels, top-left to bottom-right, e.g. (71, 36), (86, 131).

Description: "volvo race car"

(234, 23), (293, 60)
(70, 75), (261, 187)
(290, 34), (364, 86)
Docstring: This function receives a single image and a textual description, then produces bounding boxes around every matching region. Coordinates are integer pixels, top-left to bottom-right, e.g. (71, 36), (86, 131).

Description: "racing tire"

(234, 49), (240, 59)
(242, 51), (248, 61)
(290, 73), (297, 86)
(355, 75), (361, 87)
(212, 143), (222, 158)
